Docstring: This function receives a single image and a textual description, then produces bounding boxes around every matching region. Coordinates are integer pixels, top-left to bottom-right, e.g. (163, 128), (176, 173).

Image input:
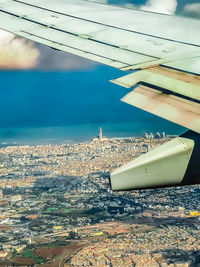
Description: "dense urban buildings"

(0, 132), (199, 266)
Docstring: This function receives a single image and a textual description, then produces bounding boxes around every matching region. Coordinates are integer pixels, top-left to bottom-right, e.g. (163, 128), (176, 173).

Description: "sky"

(0, 0), (198, 138)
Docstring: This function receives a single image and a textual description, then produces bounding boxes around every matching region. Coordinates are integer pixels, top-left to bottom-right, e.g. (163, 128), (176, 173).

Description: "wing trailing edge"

(111, 66), (200, 134)
(122, 85), (200, 134)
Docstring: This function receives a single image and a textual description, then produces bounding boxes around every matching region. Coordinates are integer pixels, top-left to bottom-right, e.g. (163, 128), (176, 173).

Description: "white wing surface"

(0, 0), (200, 72)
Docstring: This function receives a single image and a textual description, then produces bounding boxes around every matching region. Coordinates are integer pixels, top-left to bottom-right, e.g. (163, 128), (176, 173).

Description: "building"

(190, 211), (200, 216)
(99, 127), (103, 141)
(108, 206), (124, 214)
(92, 127), (108, 142)
(0, 190), (3, 199)
(11, 195), (22, 202)
(178, 207), (184, 217)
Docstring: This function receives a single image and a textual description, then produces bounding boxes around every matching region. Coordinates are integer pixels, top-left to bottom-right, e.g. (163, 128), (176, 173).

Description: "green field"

(45, 207), (59, 213)
(63, 209), (71, 213)
(22, 249), (46, 264)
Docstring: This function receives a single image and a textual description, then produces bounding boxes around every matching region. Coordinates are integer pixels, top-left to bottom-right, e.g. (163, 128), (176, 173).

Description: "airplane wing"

(0, 0), (200, 190)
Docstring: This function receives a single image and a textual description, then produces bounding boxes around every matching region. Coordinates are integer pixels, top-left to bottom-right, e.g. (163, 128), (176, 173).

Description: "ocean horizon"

(0, 67), (185, 145)
(0, 121), (184, 146)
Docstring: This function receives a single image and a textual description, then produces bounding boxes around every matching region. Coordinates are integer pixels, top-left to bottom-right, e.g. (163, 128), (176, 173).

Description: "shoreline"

(0, 134), (177, 148)
(0, 121), (184, 146)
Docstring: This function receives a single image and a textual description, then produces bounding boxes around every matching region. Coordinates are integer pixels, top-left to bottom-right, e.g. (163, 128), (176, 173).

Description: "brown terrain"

(33, 242), (86, 266)
(34, 242), (85, 260)
(0, 225), (14, 231)
(11, 257), (36, 265)
(0, 242), (86, 267)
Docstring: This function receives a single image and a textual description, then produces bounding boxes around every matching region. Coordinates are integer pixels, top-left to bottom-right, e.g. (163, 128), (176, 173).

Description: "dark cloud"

(34, 43), (97, 71)
(181, 3), (200, 19)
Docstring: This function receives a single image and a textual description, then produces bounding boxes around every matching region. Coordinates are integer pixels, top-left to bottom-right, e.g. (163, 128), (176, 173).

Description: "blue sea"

(0, 66), (185, 145)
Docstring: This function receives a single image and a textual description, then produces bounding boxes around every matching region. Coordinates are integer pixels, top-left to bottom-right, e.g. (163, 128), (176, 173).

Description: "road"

(59, 244), (88, 267)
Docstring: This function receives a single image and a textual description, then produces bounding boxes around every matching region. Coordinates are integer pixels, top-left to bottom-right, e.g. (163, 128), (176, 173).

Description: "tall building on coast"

(98, 127), (103, 141)
(92, 127), (108, 142)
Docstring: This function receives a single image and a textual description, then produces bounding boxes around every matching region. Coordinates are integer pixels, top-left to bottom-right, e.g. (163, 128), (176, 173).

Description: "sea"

(0, 66), (185, 146)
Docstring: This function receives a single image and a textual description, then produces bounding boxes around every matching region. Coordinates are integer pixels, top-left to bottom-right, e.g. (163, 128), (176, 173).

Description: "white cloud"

(140, 0), (177, 15)
(89, 0), (107, 3)
(123, 3), (138, 9)
(0, 29), (96, 70)
(110, 0), (177, 15)
(183, 3), (200, 18)
(34, 43), (97, 71)
(0, 30), (39, 69)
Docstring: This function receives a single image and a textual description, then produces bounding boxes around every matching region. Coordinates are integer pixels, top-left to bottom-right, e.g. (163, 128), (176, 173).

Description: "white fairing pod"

(110, 137), (194, 191)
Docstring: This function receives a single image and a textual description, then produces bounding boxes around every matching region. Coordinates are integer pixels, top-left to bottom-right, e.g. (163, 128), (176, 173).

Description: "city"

(0, 130), (199, 266)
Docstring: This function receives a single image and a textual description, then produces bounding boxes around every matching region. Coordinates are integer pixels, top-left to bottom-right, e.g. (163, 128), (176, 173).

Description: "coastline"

(0, 121), (184, 146)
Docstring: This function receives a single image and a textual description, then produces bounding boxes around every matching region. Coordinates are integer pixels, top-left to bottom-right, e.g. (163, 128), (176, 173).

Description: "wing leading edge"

(0, 0), (200, 72)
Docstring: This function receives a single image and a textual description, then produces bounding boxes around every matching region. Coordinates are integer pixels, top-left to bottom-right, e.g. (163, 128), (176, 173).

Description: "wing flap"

(111, 66), (200, 101)
(163, 57), (200, 76)
(122, 84), (200, 133)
